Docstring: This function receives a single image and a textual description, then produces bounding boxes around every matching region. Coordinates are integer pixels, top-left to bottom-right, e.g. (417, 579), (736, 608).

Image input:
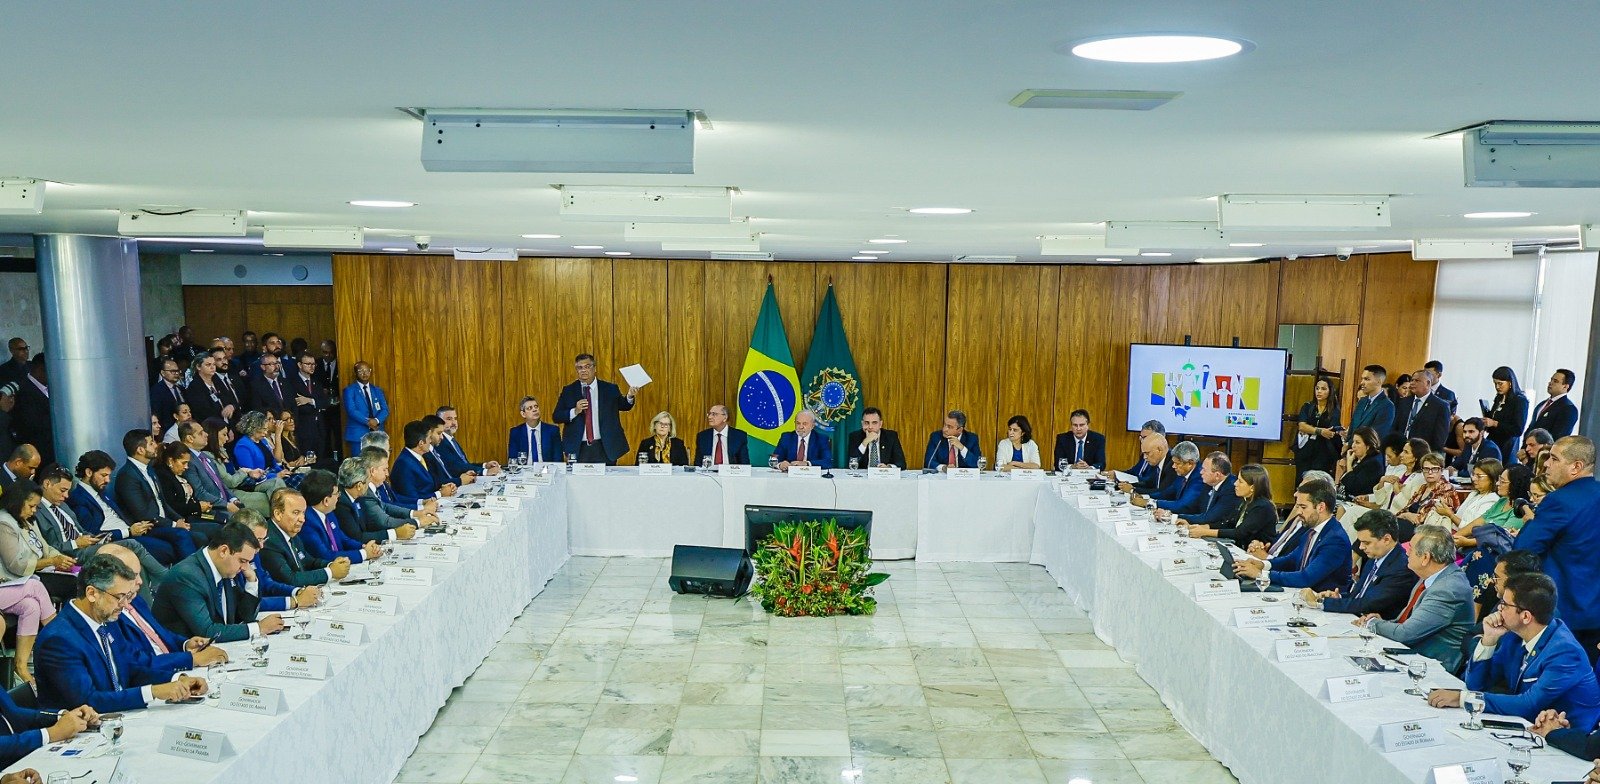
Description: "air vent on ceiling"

(954, 255), (1016, 264)
(1010, 89), (1181, 111)
(710, 251), (772, 261)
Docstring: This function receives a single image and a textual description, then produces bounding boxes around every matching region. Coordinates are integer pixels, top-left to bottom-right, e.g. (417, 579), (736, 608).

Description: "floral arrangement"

(751, 519), (888, 617)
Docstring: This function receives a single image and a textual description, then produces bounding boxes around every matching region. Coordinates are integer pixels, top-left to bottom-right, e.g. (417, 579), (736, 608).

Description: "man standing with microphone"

(554, 354), (637, 465)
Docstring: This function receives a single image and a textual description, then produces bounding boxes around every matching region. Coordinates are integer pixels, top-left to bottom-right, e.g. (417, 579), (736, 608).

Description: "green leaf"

(863, 572), (890, 587)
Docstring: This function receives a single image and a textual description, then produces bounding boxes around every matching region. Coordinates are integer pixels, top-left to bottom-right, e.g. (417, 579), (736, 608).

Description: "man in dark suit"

(1450, 418), (1501, 476)
(774, 410), (833, 470)
(36, 465), (168, 601)
(233, 511), (321, 613)
(0, 686), (96, 768)
(247, 353), (291, 416)
(923, 410), (981, 470)
(0, 444), (38, 491)
(1425, 360), (1458, 416)
(1396, 368), (1451, 450)
(553, 353), (638, 465)
(695, 403), (752, 467)
(1119, 434), (1176, 495)
(0, 338), (28, 389)
(260, 487), (349, 587)
(38, 554), (209, 712)
(68, 450), (181, 565)
(1135, 441), (1204, 513)
(1359, 525), (1475, 673)
(100, 544), (227, 674)
(844, 407), (906, 469)
(1168, 452), (1240, 526)
(1529, 369), (1581, 439)
(150, 358), (187, 432)
(419, 415), (467, 486)
(391, 420), (456, 507)
(1304, 509), (1417, 619)
(111, 429), (200, 557)
(1349, 365), (1397, 439)
(1052, 409), (1107, 470)
(10, 354), (52, 466)
(335, 456), (418, 543)
(508, 396), (563, 464)
(1515, 435), (1600, 661)
(286, 352), (332, 459)
(436, 406), (500, 479)
(1235, 482), (1353, 594)
(151, 522), (286, 643)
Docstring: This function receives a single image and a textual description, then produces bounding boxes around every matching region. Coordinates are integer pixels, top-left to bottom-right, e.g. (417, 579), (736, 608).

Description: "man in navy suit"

(508, 396), (563, 464)
(1425, 359), (1459, 416)
(695, 404), (752, 467)
(552, 353), (637, 465)
(1167, 452), (1240, 527)
(100, 544), (227, 675)
(419, 415), (466, 487)
(774, 410), (833, 470)
(1515, 435), (1600, 661)
(1396, 369), (1451, 450)
(38, 554), (208, 712)
(1303, 510), (1418, 619)
(246, 353), (291, 416)
(260, 487), (350, 587)
(342, 361), (389, 457)
(391, 420), (456, 507)
(923, 410), (980, 470)
(1052, 409), (1107, 470)
(1135, 441), (1202, 511)
(150, 357), (186, 432)
(1359, 526), (1476, 673)
(151, 523), (287, 644)
(1429, 572), (1600, 727)
(1119, 433), (1176, 496)
(110, 429), (199, 557)
(1529, 369), (1581, 439)
(67, 450), (182, 565)
(0, 686), (96, 768)
(1235, 482), (1353, 593)
(298, 469), (380, 565)
(435, 406), (500, 479)
(1450, 418), (1501, 476)
(844, 407), (907, 469)
(1349, 365), (1397, 439)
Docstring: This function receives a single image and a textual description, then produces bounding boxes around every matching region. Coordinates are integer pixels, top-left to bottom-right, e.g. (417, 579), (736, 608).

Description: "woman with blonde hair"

(635, 411), (689, 466)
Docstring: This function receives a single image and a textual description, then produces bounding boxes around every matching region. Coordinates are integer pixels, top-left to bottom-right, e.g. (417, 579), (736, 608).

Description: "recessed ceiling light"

(1463, 211), (1534, 219)
(1229, 242), (1265, 248)
(1196, 256), (1258, 263)
(267, 253), (285, 257)
(347, 200), (416, 208)
(521, 233), (561, 239)
(851, 256), (875, 260)
(382, 247), (408, 252)
(572, 245), (604, 250)
(908, 207), (973, 215)
(1140, 251), (1173, 257)
(868, 238), (908, 244)
(1096, 257), (1122, 262)
(604, 251), (631, 256)
(858, 250), (889, 255)
(189, 249), (214, 253)
(1067, 34), (1252, 64)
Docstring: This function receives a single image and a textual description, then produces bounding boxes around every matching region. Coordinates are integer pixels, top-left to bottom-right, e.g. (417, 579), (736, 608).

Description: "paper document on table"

(619, 364), (652, 388)
(1113, 470), (1137, 484)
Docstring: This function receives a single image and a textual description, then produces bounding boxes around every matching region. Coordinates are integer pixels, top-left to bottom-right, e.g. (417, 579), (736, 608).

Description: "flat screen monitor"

(743, 505), (872, 555)
(1126, 343), (1288, 441)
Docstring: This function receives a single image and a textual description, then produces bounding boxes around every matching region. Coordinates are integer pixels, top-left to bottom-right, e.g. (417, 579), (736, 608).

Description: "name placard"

(310, 618), (367, 645)
(1137, 535), (1172, 553)
(1193, 580), (1242, 601)
(418, 544), (461, 563)
(1430, 759), (1500, 784)
(387, 566), (434, 587)
(1325, 674), (1377, 703)
(1274, 637), (1331, 662)
(1233, 605), (1289, 628)
(572, 463), (606, 476)
(505, 484), (539, 498)
(789, 465), (824, 479)
(1098, 507), (1134, 525)
(1077, 495), (1111, 509)
(1059, 484), (1088, 497)
(266, 652), (332, 680)
(1378, 718), (1445, 753)
(947, 467), (980, 480)
(637, 463), (673, 476)
(217, 682), (285, 716)
(352, 592), (399, 616)
(463, 509), (504, 526)
(718, 463), (753, 477)
(159, 725), (234, 762)
(1160, 556), (1203, 576)
(453, 524), (490, 543)
(866, 466), (901, 481)
(1009, 469), (1046, 481)
(484, 495), (520, 511)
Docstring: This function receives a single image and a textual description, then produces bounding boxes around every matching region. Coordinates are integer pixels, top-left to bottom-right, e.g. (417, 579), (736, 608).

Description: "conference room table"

(2, 470), (570, 784)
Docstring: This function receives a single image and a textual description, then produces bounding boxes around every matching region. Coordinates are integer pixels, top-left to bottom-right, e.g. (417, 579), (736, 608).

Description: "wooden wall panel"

(1276, 257), (1366, 325)
(610, 260), (669, 462)
(382, 257), (455, 442)
(180, 287), (246, 346)
(1358, 252), (1438, 381)
(664, 261), (712, 444)
(183, 285), (336, 351)
(1054, 266), (1149, 470)
(442, 261), (508, 463)
(943, 266), (1009, 463)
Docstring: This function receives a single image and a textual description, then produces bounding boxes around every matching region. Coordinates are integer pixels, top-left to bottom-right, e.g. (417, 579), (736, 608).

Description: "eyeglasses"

(1422, 466), (1444, 473)
(97, 588), (137, 605)
(1499, 600), (1529, 615)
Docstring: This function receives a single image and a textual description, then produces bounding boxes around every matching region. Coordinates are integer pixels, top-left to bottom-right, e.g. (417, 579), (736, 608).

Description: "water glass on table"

(250, 632), (270, 667)
(99, 715), (124, 755)
(1404, 659), (1428, 696)
(1460, 689), (1485, 729)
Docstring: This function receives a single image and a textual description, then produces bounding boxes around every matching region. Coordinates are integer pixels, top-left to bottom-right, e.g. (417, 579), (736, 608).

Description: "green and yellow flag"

(801, 285), (862, 470)
(735, 283), (800, 465)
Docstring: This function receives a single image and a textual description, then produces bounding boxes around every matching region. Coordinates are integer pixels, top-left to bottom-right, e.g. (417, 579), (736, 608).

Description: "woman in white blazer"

(996, 415), (1042, 471)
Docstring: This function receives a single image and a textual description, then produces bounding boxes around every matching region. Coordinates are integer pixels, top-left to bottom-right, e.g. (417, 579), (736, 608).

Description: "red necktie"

(714, 433), (724, 465)
(1396, 581), (1427, 622)
(948, 440), (957, 467)
(584, 386), (597, 442)
(798, 436), (807, 462)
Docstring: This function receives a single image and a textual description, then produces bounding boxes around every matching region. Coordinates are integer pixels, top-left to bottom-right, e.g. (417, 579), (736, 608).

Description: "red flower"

(801, 584), (814, 594)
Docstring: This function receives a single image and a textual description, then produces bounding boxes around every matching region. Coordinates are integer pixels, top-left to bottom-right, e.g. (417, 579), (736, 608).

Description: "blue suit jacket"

(1052, 431), (1107, 470)
(1350, 393), (1397, 438)
(437, 435), (483, 475)
(232, 437), (279, 472)
(425, 448), (457, 485)
(1465, 618), (1600, 730)
(390, 450), (439, 507)
(67, 483), (128, 542)
(37, 606), (174, 712)
(1514, 476), (1600, 631)
(1267, 519), (1354, 592)
(246, 553), (295, 613)
(1450, 439), (1502, 476)
(1528, 395), (1579, 440)
(507, 422), (562, 464)
(111, 596), (193, 675)
(1152, 465), (1202, 506)
(1179, 475), (1242, 525)
(694, 428), (752, 466)
(299, 507), (366, 564)
(1321, 549), (1417, 618)
(923, 431), (981, 469)
(341, 382), (389, 443)
(0, 687), (49, 767)
(774, 431), (833, 469)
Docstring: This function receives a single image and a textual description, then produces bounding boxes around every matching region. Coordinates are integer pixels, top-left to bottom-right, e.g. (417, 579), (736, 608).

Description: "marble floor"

(396, 557), (1238, 784)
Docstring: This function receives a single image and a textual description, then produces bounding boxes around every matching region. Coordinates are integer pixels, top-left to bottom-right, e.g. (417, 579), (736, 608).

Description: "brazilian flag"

(800, 285), (861, 470)
(736, 283), (800, 465)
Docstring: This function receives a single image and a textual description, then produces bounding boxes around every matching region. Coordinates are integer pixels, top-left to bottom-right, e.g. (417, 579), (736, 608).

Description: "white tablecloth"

(1031, 490), (1594, 784)
(5, 471), (570, 784)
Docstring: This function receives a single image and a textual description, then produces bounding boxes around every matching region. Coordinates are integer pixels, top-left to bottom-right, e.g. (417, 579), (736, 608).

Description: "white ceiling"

(3, 1), (1598, 263)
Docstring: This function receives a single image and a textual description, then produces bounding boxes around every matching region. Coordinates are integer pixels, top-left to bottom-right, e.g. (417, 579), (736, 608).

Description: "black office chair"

(8, 681), (37, 709)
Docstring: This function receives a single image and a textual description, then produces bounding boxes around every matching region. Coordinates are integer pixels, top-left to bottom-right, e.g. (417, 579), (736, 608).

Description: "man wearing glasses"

(287, 352), (332, 462)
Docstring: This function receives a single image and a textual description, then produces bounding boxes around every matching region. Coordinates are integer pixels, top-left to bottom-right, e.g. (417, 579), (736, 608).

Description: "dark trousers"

(576, 440), (612, 465)
(142, 526), (197, 563)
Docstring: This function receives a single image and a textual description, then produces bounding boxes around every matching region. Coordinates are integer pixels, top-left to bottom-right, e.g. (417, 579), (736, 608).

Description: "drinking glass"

(976, 457), (988, 473)
(848, 458), (859, 476)
(768, 455), (780, 471)
(565, 454), (576, 472)
(1358, 627), (1377, 656)
(206, 661), (227, 699)
(1405, 659), (1428, 696)
(1460, 690), (1485, 729)
(1255, 574), (1276, 601)
(369, 558), (386, 586)
(701, 456), (712, 473)
(305, 450), (316, 464)
(294, 610), (313, 640)
(638, 452), (649, 467)
(1505, 743), (1532, 783)
(1290, 593), (1307, 622)
(250, 633), (270, 667)
(46, 772), (69, 784)
(1057, 459), (1068, 474)
(100, 716), (124, 755)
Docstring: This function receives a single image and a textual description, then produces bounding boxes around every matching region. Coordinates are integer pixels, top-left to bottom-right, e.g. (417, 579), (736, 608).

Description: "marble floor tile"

(575, 726), (674, 756)
(675, 704), (763, 730)
(1035, 759), (1145, 784)
(561, 755), (666, 784)
(462, 754), (571, 784)
(588, 702), (680, 729)
(484, 725), (586, 756)
(757, 755), (854, 784)
(759, 729), (852, 757)
(665, 728), (762, 756)
(1024, 730), (1129, 760)
(1131, 759), (1240, 783)
(659, 754), (761, 784)
(934, 730), (1036, 759)
(759, 703), (848, 730)
(945, 757), (1047, 784)
(396, 752), (480, 783)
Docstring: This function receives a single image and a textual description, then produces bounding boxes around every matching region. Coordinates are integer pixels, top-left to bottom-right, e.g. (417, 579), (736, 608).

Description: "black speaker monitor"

(667, 544), (752, 598)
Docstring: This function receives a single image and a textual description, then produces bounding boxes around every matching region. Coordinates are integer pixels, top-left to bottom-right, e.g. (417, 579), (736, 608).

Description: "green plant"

(750, 519), (889, 617)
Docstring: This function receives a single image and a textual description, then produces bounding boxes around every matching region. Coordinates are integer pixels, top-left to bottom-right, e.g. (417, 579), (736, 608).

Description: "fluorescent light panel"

(1040, 235), (1140, 256)
(1104, 221), (1230, 249)
(560, 185), (731, 223)
(661, 236), (760, 252)
(420, 108), (694, 174)
(624, 219), (750, 241)
(0, 179), (42, 215)
(118, 209), (247, 237)
(262, 227), (364, 249)
(453, 247), (517, 261)
(1412, 239), (1513, 260)
(1218, 194), (1390, 229)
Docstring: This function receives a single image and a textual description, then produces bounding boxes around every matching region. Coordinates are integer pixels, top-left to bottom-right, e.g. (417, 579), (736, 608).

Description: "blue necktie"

(216, 580), (230, 623)
(95, 626), (122, 690)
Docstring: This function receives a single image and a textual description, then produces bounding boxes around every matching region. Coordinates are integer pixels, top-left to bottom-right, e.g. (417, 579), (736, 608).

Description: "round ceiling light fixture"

(1066, 34), (1252, 64)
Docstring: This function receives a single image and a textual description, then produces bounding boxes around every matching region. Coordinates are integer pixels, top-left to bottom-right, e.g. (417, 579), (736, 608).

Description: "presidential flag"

(800, 284), (861, 471)
(736, 283), (800, 465)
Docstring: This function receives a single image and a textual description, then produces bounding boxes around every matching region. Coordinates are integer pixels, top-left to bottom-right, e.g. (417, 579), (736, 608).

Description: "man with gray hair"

(775, 409), (832, 471)
(334, 456), (420, 543)
(1118, 431), (1174, 495)
(924, 409), (980, 471)
(1516, 435), (1600, 660)
(1134, 440), (1202, 511)
(1356, 524), (1475, 673)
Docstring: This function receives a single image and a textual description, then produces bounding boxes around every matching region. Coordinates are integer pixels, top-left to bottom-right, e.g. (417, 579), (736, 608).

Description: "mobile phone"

(1480, 718), (1523, 731)
(1382, 646), (1411, 656)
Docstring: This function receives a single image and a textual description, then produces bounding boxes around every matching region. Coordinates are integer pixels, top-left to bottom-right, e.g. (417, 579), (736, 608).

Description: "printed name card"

(1160, 556), (1203, 576)
(789, 465), (824, 478)
(1233, 605), (1289, 628)
(1325, 674), (1377, 703)
(866, 466), (901, 481)
(572, 463), (606, 476)
(463, 509), (504, 526)
(718, 463), (753, 477)
(418, 544), (462, 563)
(454, 524), (490, 543)
(1111, 517), (1149, 536)
(1274, 637), (1331, 662)
(217, 682), (285, 716)
(1098, 507), (1134, 525)
(1059, 484), (1088, 497)
(947, 467), (980, 480)
(638, 463), (673, 476)
(352, 592), (399, 616)
(484, 496), (520, 511)
(1137, 535), (1172, 553)
(1009, 468), (1046, 481)
(1077, 495), (1111, 509)
(266, 652), (332, 680)
(386, 566), (434, 587)
(505, 484), (539, 498)
(1378, 718), (1446, 753)
(1429, 759), (1499, 784)
(160, 725), (234, 762)
(310, 618), (367, 645)
(1193, 580), (1242, 601)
